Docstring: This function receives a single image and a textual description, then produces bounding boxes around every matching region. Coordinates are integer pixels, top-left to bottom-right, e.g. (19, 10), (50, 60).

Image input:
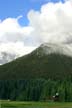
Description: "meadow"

(0, 101), (72, 108)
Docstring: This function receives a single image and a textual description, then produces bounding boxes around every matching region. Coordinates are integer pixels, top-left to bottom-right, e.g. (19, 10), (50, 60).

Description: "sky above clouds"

(0, 0), (55, 26)
(0, 0), (72, 57)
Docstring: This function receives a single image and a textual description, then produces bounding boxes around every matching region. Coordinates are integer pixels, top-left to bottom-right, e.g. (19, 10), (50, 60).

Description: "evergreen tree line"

(0, 79), (72, 102)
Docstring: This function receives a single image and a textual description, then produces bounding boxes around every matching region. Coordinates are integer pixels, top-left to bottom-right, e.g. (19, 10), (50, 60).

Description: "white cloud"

(0, 42), (36, 56)
(0, 17), (33, 42)
(0, 0), (72, 63)
(0, 17), (36, 58)
(28, 0), (72, 44)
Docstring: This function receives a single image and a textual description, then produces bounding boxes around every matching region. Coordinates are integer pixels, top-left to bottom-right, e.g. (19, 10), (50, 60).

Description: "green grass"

(0, 101), (72, 108)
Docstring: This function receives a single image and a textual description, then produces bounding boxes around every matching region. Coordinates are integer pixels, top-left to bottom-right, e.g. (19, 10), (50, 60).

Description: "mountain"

(0, 43), (72, 80)
(38, 43), (72, 56)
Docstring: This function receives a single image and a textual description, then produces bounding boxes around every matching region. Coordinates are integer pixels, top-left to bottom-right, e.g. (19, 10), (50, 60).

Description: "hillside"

(0, 43), (72, 80)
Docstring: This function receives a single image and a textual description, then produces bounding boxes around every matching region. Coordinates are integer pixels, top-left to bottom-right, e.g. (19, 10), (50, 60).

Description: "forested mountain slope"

(0, 43), (72, 80)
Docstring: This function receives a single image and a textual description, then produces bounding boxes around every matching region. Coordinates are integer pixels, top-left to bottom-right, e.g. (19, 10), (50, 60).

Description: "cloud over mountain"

(28, 0), (72, 44)
(0, 0), (72, 64)
(0, 17), (36, 58)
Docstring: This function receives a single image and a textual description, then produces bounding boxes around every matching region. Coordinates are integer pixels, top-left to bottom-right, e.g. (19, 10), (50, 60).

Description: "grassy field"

(0, 101), (72, 108)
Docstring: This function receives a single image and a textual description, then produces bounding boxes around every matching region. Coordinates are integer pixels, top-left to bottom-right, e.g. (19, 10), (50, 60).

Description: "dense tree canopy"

(0, 79), (72, 102)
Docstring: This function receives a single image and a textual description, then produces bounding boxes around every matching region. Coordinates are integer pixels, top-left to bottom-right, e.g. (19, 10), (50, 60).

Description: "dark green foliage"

(0, 79), (72, 102)
(0, 49), (72, 80)
(0, 47), (72, 101)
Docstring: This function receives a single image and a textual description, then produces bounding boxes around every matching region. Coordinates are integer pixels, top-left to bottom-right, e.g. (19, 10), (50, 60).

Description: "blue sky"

(0, 0), (64, 26)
